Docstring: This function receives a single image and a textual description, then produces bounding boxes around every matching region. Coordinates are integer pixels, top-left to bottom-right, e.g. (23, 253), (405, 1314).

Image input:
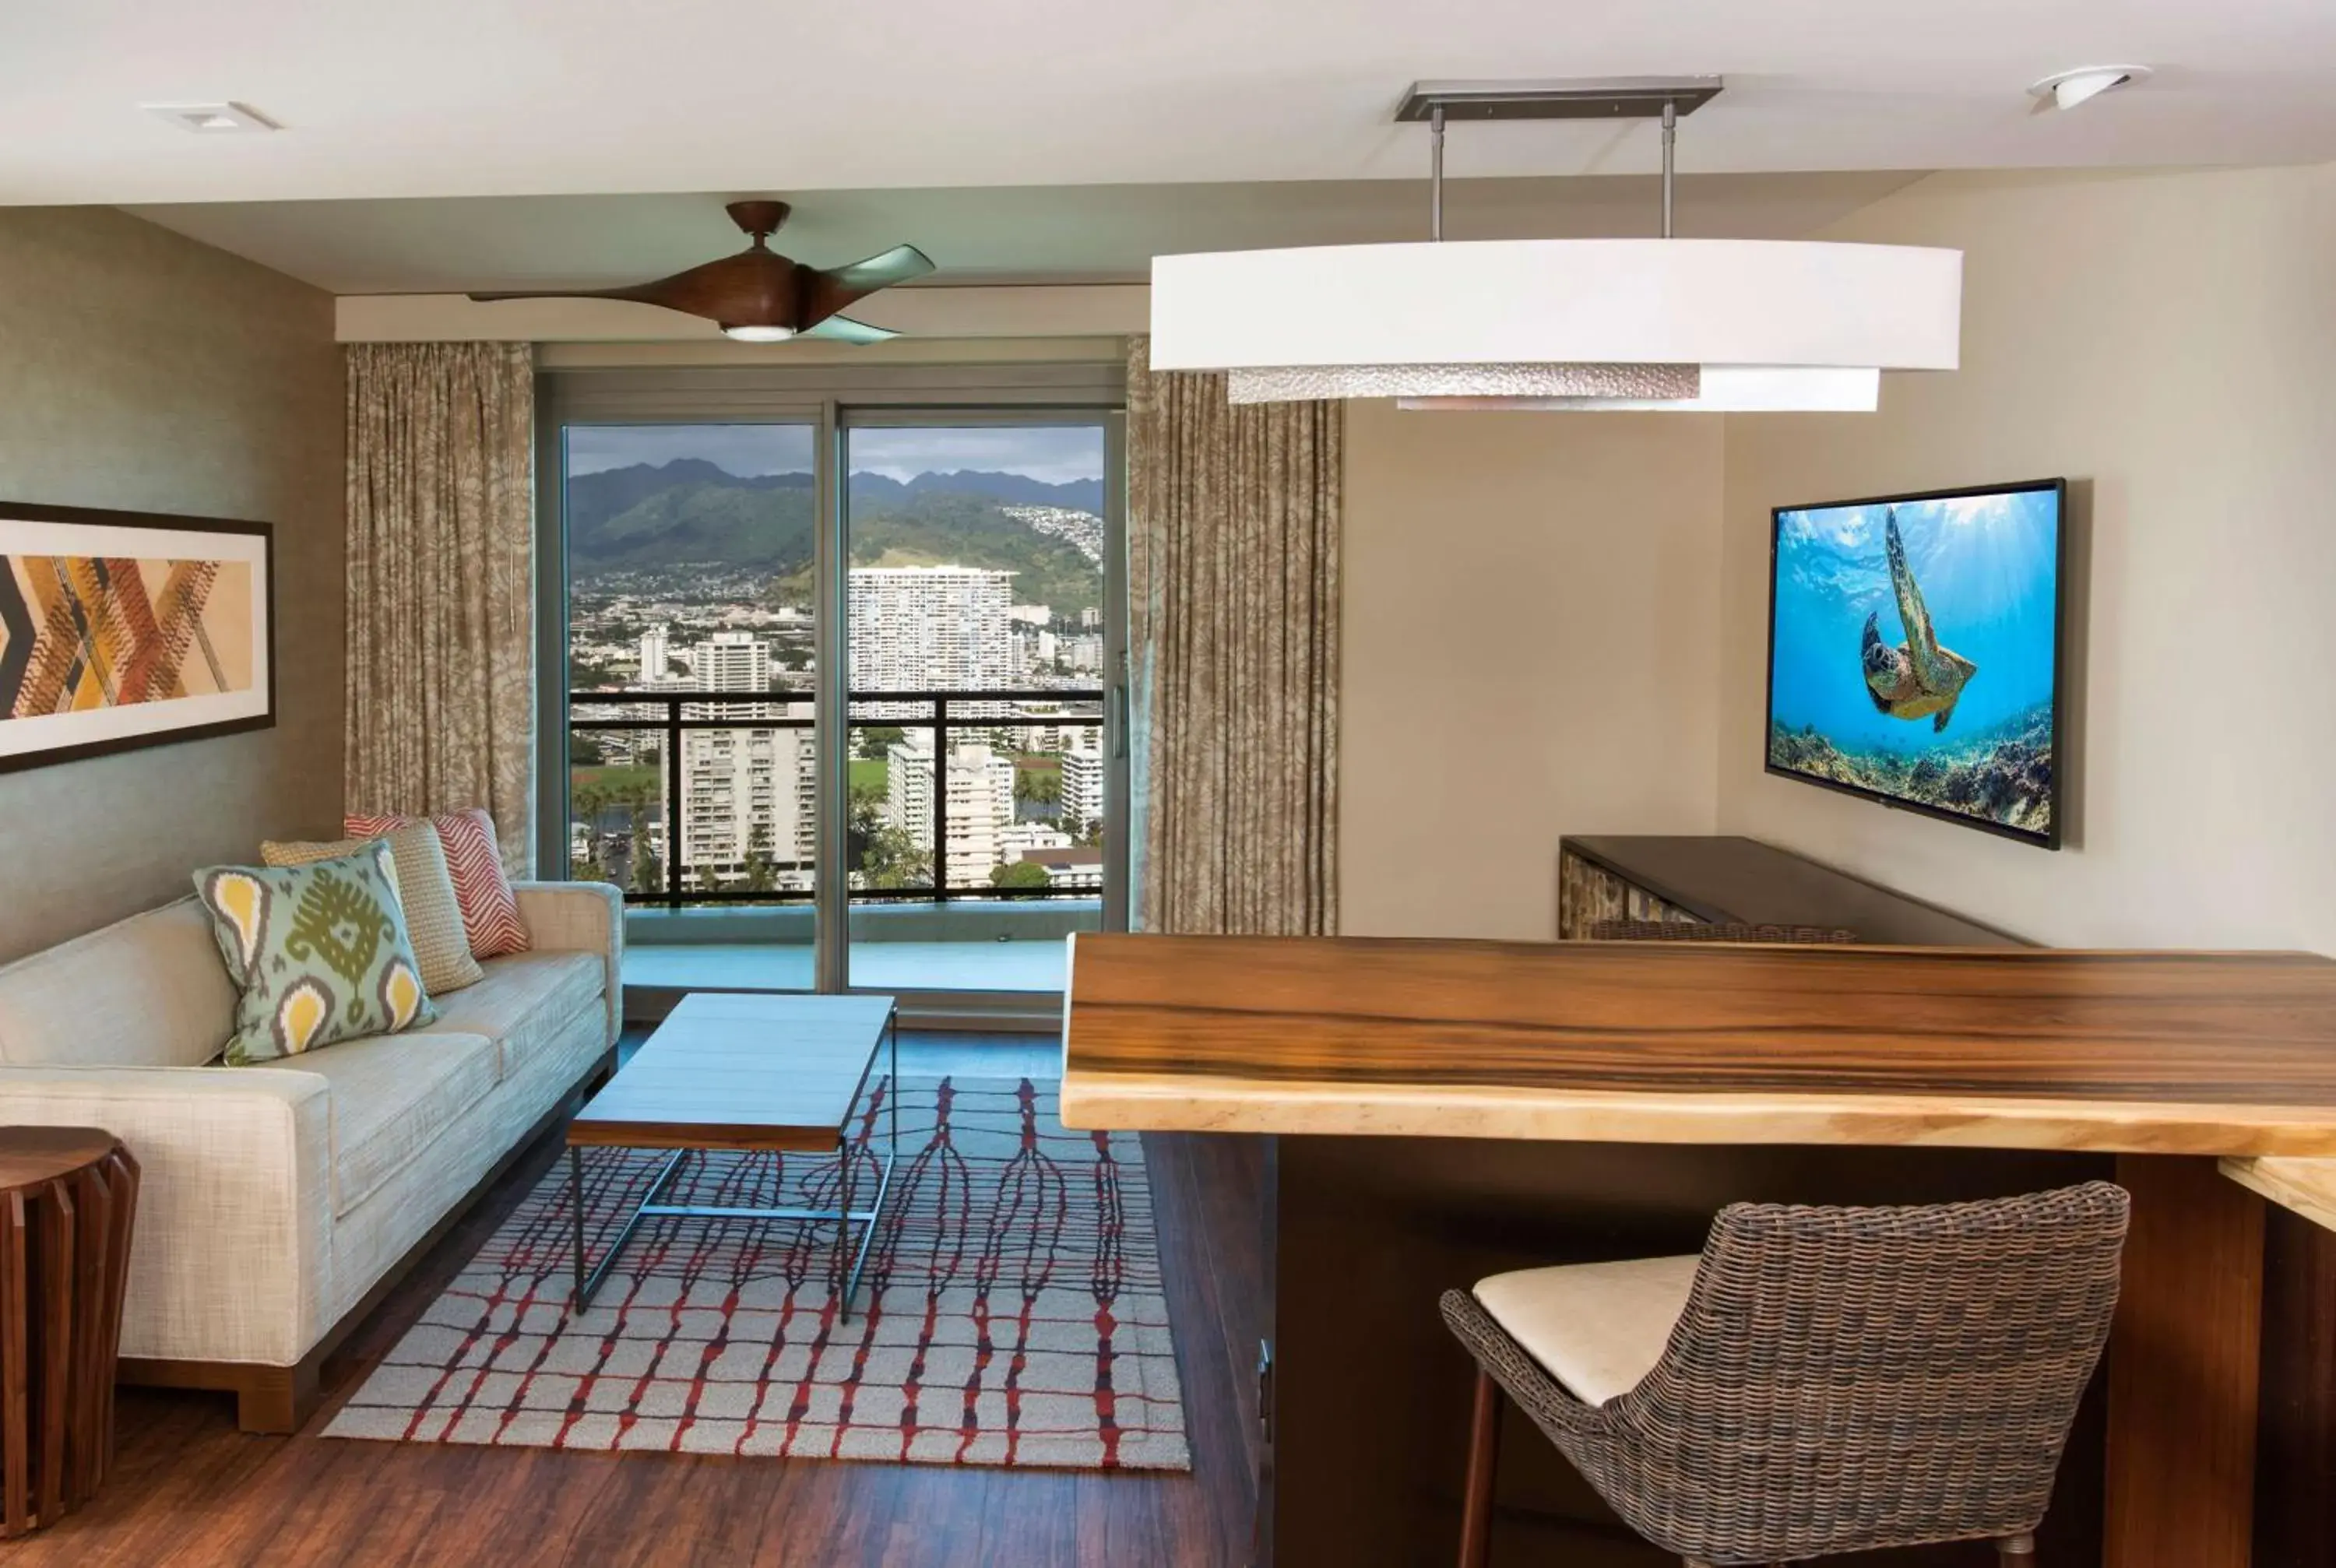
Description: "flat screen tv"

(1766, 478), (2066, 849)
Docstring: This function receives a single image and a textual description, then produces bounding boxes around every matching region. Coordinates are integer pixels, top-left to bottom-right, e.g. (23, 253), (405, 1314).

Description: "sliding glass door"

(558, 421), (823, 990)
(842, 420), (1116, 993)
(541, 365), (1127, 1002)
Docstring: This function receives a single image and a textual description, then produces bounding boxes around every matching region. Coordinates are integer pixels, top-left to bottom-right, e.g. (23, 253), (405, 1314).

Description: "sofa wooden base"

(115, 1046), (615, 1435)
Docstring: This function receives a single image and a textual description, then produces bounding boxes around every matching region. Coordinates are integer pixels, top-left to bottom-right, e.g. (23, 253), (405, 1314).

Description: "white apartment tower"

(637, 624), (671, 684)
(1061, 737), (1106, 831)
(680, 704), (815, 882)
(695, 631), (773, 692)
(885, 731), (1017, 887)
(849, 567), (1014, 700)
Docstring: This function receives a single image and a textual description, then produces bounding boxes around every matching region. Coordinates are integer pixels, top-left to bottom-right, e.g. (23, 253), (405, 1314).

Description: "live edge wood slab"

(1060, 934), (2336, 1156)
(1060, 933), (2336, 1568)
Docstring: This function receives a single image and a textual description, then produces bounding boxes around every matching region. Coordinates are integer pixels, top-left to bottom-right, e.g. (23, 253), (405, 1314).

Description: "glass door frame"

(536, 361), (1129, 1004)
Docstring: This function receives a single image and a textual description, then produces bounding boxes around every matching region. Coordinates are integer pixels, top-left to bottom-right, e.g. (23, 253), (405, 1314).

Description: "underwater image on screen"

(1767, 483), (2061, 843)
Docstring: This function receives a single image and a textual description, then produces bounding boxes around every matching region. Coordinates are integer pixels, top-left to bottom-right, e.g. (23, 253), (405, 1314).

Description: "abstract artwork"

(0, 502), (273, 773)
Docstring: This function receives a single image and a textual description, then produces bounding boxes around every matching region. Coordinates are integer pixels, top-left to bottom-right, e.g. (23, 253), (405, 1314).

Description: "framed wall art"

(0, 501), (276, 775)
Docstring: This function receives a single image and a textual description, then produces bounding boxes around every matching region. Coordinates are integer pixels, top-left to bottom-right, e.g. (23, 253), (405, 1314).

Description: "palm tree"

(615, 777), (659, 895)
(570, 782), (608, 880)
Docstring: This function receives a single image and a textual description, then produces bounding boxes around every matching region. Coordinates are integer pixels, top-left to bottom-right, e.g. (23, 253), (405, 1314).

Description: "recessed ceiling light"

(2028, 65), (2151, 112)
(142, 102), (280, 134)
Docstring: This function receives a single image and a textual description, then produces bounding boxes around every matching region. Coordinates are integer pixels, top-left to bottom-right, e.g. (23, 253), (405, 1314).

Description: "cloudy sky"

(564, 423), (1104, 483)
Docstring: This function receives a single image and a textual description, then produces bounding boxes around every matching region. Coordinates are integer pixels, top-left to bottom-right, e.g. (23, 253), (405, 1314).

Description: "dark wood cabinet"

(1557, 835), (2021, 946)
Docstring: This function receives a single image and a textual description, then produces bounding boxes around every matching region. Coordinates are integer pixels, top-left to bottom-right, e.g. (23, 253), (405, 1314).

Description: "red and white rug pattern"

(324, 1076), (1189, 1469)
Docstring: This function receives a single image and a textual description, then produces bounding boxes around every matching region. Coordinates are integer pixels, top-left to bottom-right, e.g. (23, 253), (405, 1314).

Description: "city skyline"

(565, 433), (1110, 903)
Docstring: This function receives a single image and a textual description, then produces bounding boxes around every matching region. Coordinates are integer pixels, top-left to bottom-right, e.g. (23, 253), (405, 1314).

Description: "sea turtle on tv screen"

(1861, 508), (1976, 733)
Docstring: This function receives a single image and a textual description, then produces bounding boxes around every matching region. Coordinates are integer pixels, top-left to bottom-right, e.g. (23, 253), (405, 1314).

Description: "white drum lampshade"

(1145, 79), (1964, 413)
(1149, 238), (1962, 412)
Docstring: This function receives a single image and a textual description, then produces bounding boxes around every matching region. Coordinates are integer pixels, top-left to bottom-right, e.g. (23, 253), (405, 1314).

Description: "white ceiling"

(126, 174), (1926, 293)
(9, 0), (2336, 209)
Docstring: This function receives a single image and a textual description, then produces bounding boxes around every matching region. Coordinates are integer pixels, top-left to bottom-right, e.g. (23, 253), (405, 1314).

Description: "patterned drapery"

(1127, 336), (1342, 936)
(343, 343), (536, 874)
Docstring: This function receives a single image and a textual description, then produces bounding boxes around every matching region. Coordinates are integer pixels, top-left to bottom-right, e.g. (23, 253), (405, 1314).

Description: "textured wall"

(1339, 400), (1725, 939)
(1718, 164), (2336, 951)
(0, 206), (342, 962)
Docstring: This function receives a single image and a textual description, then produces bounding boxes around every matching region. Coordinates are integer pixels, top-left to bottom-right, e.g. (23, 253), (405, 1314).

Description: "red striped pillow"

(344, 809), (531, 958)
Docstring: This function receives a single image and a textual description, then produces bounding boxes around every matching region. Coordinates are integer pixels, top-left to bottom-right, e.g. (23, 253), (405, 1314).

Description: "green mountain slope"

(570, 464), (1101, 613)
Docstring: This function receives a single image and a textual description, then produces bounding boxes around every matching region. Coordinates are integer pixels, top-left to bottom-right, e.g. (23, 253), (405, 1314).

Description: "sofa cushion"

(294, 1029), (501, 1217)
(413, 951), (603, 1082)
(0, 898), (235, 1069)
(193, 843), (435, 1065)
(347, 809), (531, 959)
(266, 824), (484, 997)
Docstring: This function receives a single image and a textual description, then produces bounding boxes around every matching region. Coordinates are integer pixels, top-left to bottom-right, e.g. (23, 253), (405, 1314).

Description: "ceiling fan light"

(722, 324), (797, 343)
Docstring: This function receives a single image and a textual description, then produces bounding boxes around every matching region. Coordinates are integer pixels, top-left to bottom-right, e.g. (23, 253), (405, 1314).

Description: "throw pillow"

(345, 807), (531, 959)
(194, 842), (436, 1065)
(265, 823), (484, 995)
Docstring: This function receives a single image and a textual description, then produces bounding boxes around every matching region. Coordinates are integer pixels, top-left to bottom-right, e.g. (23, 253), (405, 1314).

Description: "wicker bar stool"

(1441, 1182), (2130, 1566)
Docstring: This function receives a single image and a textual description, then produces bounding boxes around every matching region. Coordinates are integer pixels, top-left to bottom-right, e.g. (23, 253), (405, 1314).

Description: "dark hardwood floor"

(17, 1041), (1263, 1567)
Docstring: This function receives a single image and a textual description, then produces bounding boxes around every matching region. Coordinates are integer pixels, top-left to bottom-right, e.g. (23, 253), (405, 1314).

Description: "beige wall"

(0, 207), (343, 962)
(1718, 165), (2336, 950)
(1339, 399), (1725, 938)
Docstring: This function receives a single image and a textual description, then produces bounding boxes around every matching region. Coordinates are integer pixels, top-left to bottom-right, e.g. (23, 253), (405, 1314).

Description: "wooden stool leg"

(1458, 1363), (1500, 1568)
(1997, 1532), (2037, 1562)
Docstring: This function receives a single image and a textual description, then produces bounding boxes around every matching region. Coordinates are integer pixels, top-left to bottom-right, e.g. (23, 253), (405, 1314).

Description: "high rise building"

(849, 567), (1014, 708)
(885, 732), (1016, 886)
(695, 630), (772, 692)
(1061, 736), (1106, 831)
(679, 701), (815, 884)
(637, 624), (671, 684)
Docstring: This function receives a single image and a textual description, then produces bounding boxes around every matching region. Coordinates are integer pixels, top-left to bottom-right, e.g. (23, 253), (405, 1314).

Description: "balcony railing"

(568, 687), (1106, 909)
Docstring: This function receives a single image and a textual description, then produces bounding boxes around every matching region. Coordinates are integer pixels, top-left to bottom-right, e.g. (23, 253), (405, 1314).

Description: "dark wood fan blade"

(470, 249), (802, 327)
(466, 287), (646, 303)
(801, 244), (936, 328)
(797, 314), (899, 345)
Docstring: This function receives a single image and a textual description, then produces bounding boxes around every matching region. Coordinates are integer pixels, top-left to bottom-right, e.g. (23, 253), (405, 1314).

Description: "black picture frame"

(0, 499), (277, 776)
(1764, 477), (2068, 851)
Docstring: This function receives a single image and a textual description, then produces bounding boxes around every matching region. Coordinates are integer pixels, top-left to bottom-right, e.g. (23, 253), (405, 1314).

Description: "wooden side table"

(0, 1128), (139, 1537)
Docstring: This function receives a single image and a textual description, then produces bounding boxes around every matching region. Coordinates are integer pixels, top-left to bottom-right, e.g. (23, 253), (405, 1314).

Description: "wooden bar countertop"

(1059, 934), (2336, 1157)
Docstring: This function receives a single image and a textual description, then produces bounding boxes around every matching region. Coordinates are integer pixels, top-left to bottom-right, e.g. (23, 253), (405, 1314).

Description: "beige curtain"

(344, 343), (536, 873)
(1127, 336), (1341, 936)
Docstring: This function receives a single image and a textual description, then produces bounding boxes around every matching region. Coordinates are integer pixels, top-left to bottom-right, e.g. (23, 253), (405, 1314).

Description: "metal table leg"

(571, 1146), (691, 1312)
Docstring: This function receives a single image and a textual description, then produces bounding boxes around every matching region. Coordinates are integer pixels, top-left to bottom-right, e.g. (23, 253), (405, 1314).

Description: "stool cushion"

(1472, 1254), (1700, 1405)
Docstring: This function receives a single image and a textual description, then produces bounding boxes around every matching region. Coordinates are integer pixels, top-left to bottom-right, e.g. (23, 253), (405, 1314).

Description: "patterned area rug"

(324, 1076), (1189, 1469)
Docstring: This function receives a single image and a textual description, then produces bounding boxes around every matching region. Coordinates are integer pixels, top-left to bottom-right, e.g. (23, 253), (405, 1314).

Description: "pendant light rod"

(1402, 77), (1719, 242)
(1661, 98), (1676, 239)
(1430, 102), (1446, 241)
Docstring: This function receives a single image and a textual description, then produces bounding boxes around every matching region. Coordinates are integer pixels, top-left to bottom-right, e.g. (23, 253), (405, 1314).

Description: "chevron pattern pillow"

(345, 808), (531, 959)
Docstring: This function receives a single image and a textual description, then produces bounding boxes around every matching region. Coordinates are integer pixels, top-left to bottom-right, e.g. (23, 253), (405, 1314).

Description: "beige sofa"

(0, 881), (621, 1431)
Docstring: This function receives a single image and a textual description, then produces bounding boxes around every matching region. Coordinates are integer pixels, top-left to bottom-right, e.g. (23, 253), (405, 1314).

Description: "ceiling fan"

(467, 199), (936, 343)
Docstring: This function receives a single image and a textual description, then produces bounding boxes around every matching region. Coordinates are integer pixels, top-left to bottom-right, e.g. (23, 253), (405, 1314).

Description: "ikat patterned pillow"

(194, 842), (437, 1065)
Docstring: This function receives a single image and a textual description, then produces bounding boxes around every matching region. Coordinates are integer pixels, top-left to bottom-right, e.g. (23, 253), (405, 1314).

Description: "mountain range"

(566, 459), (1104, 612)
